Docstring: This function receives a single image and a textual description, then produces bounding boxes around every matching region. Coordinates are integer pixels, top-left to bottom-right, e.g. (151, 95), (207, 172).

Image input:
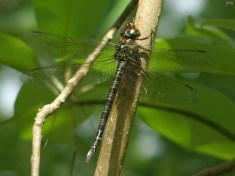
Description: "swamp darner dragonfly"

(22, 23), (214, 162)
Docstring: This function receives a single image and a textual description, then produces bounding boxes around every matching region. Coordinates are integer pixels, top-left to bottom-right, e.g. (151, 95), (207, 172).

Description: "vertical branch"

(94, 0), (164, 176)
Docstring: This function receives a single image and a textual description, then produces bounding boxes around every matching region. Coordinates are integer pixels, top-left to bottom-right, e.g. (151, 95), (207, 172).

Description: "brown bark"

(94, 0), (164, 176)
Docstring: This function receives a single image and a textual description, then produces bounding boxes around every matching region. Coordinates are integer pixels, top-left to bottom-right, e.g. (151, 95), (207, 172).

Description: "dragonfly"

(22, 23), (214, 162)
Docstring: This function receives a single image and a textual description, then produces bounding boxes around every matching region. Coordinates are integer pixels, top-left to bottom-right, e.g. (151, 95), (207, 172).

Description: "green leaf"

(138, 82), (235, 159)
(14, 82), (55, 140)
(95, 0), (131, 38)
(14, 80), (108, 142)
(196, 73), (235, 101)
(201, 19), (235, 31)
(0, 33), (38, 72)
(32, 0), (115, 38)
(185, 16), (232, 45)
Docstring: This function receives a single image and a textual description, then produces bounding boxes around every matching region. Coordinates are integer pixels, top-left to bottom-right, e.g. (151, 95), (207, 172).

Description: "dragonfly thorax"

(114, 42), (130, 62)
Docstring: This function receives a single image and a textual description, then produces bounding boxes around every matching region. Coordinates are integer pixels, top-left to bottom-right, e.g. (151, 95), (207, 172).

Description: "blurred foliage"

(0, 0), (235, 175)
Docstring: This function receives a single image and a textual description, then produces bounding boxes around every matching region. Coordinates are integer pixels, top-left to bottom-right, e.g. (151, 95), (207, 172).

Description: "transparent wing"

(23, 32), (205, 103)
(140, 72), (198, 104)
(122, 48), (201, 104)
(149, 48), (215, 72)
(138, 48), (213, 103)
(123, 59), (198, 104)
(21, 58), (116, 89)
(23, 31), (116, 62)
(22, 31), (117, 91)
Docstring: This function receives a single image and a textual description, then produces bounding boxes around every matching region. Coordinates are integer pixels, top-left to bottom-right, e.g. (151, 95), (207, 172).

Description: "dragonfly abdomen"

(86, 61), (127, 162)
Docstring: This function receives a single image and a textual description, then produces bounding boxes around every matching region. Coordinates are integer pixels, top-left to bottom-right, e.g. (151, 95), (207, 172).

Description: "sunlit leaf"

(139, 82), (235, 159)
(0, 33), (38, 72)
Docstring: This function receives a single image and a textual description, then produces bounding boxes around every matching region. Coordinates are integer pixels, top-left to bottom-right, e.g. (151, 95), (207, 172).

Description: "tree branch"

(193, 159), (235, 176)
(30, 1), (139, 176)
(94, 0), (164, 176)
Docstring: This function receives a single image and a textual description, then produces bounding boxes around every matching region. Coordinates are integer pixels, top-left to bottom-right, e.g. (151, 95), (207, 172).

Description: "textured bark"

(94, 0), (164, 176)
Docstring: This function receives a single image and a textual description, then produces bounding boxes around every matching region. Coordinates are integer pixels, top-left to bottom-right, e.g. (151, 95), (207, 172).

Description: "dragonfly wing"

(23, 31), (115, 63)
(22, 31), (117, 92)
(21, 57), (116, 91)
(150, 48), (214, 72)
(140, 72), (198, 104)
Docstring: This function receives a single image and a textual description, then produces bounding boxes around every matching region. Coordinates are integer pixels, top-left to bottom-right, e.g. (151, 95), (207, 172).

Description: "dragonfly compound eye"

(120, 29), (141, 39)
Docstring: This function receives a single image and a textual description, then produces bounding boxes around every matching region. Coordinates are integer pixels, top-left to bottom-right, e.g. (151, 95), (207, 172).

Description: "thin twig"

(94, 1), (164, 176)
(30, 0), (139, 175)
(31, 30), (114, 176)
(193, 159), (235, 176)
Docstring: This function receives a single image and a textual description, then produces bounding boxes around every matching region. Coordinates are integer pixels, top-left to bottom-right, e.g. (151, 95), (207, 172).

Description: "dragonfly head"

(120, 22), (141, 40)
